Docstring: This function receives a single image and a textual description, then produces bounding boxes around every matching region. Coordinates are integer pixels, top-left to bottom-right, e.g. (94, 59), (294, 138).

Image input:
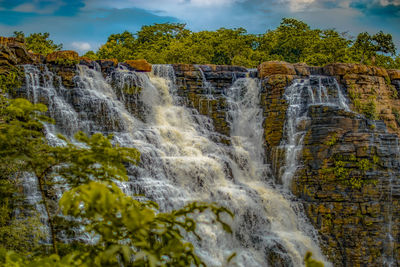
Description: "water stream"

(21, 64), (330, 266)
(280, 76), (349, 189)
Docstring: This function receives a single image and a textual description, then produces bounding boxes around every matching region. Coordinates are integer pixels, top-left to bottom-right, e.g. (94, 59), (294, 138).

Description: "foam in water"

(22, 64), (331, 266)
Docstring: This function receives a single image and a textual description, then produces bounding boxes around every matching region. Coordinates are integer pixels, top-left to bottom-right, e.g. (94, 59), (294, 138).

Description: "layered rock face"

(2, 37), (400, 266)
(172, 64), (249, 139)
(295, 105), (400, 266)
(0, 37), (37, 76)
(259, 61), (400, 266)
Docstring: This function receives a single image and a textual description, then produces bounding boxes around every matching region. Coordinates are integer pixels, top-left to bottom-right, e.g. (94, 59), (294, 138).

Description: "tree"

(97, 31), (136, 61)
(352, 31), (396, 64)
(266, 18), (317, 63)
(82, 51), (97, 60)
(13, 31), (62, 55)
(0, 68), (233, 265)
(303, 29), (351, 66)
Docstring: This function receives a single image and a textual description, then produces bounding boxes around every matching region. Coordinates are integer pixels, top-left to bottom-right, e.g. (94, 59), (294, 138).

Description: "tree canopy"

(13, 31), (62, 55)
(84, 18), (399, 69)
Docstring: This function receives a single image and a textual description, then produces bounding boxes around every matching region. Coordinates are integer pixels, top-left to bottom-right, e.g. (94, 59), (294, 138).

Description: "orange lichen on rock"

(46, 50), (79, 63)
(258, 61), (296, 78)
(0, 37), (24, 46)
(323, 63), (389, 78)
(387, 69), (400, 80)
(124, 59), (152, 72)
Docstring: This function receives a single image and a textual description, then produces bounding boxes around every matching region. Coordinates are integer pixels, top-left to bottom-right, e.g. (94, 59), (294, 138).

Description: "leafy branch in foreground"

(0, 94), (233, 266)
(2, 181), (233, 267)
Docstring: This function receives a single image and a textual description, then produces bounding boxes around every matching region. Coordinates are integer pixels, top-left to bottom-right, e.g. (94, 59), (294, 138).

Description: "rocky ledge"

(2, 39), (400, 266)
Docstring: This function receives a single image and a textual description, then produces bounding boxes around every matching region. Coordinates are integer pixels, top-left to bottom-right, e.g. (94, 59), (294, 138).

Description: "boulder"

(0, 37), (35, 65)
(80, 56), (93, 64)
(97, 58), (118, 68)
(293, 63), (311, 76)
(46, 50), (79, 63)
(124, 59), (152, 72)
(323, 63), (388, 78)
(29, 53), (44, 64)
(0, 45), (18, 65)
(258, 61), (296, 78)
(388, 69), (400, 80)
(0, 37), (24, 47)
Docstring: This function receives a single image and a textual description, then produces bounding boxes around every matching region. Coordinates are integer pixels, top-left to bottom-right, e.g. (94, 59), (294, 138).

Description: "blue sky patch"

(0, 0), (399, 54)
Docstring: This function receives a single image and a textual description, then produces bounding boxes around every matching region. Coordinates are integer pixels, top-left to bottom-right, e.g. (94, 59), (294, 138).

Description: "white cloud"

(13, 3), (37, 13)
(278, 0), (317, 12)
(71, 42), (92, 52)
(12, 0), (65, 14)
(380, 0), (400, 6)
(84, 0), (241, 9)
(189, 0), (242, 6)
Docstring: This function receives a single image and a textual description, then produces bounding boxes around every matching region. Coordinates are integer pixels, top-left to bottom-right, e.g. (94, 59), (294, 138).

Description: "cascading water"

(280, 76), (350, 189)
(382, 137), (400, 267)
(21, 64), (330, 266)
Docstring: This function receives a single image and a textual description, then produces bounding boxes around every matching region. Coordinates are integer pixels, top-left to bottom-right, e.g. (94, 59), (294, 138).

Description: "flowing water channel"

(21, 63), (333, 266)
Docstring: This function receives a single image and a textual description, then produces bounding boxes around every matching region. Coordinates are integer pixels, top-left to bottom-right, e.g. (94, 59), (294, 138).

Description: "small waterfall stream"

(382, 137), (400, 267)
(21, 64), (331, 266)
(280, 76), (349, 189)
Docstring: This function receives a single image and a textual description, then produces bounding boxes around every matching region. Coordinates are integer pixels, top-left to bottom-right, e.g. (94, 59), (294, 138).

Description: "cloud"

(0, 7), (179, 51)
(83, 0), (245, 10)
(71, 42), (91, 53)
(12, 1), (64, 14)
(350, 0), (400, 16)
(0, 0), (399, 53)
(280, 0), (317, 12)
(0, 0), (84, 16)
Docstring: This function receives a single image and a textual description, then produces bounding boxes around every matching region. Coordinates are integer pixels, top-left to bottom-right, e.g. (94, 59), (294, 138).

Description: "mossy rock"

(46, 50), (79, 65)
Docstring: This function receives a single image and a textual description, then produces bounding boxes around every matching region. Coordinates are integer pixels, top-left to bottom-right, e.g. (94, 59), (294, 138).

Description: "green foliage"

(123, 85), (141, 95)
(362, 100), (377, 120)
(392, 108), (400, 126)
(10, 20), (400, 69)
(90, 18), (400, 68)
(57, 181), (233, 266)
(323, 154), (377, 189)
(0, 68), (22, 95)
(0, 96), (50, 252)
(0, 93), (233, 266)
(82, 50), (98, 60)
(304, 251), (324, 267)
(13, 31), (62, 55)
(54, 58), (79, 66)
(325, 133), (337, 146)
(349, 90), (378, 120)
(352, 31), (396, 64)
(55, 132), (140, 187)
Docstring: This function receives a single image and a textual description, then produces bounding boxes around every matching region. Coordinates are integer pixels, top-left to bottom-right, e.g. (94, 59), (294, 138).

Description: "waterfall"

(280, 76), (349, 189)
(21, 64), (330, 266)
(382, 137), (400, 267)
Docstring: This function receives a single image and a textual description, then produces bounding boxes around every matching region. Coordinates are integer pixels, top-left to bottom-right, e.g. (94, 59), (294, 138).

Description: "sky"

(0, 0), (399, 54)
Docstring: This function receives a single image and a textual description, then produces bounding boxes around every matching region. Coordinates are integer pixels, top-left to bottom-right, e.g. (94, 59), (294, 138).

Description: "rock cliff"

(1, 38), (400, 266)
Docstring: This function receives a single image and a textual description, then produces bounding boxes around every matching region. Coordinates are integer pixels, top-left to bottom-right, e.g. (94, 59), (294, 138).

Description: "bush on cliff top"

(13, 31), (62, 56)
(85, 18), (399, 69)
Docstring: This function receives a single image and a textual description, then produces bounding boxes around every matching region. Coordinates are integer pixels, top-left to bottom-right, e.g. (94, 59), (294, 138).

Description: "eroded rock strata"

(2, 38), (400, 266)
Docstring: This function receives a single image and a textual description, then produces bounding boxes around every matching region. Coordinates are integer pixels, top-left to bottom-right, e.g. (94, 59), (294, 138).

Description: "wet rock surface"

(173, 64), (249, 139)
(294, 105), (400, 266)
(3, 38), (400, 266)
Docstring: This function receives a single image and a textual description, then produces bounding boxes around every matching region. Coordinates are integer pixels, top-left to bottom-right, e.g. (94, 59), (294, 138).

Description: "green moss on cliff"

(123, 85), (142, 94)
(0, 68), (22, 95)
(393, 108), (400, 126)
(54, 58), (79, 66)
(322, 153), (378, 189)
